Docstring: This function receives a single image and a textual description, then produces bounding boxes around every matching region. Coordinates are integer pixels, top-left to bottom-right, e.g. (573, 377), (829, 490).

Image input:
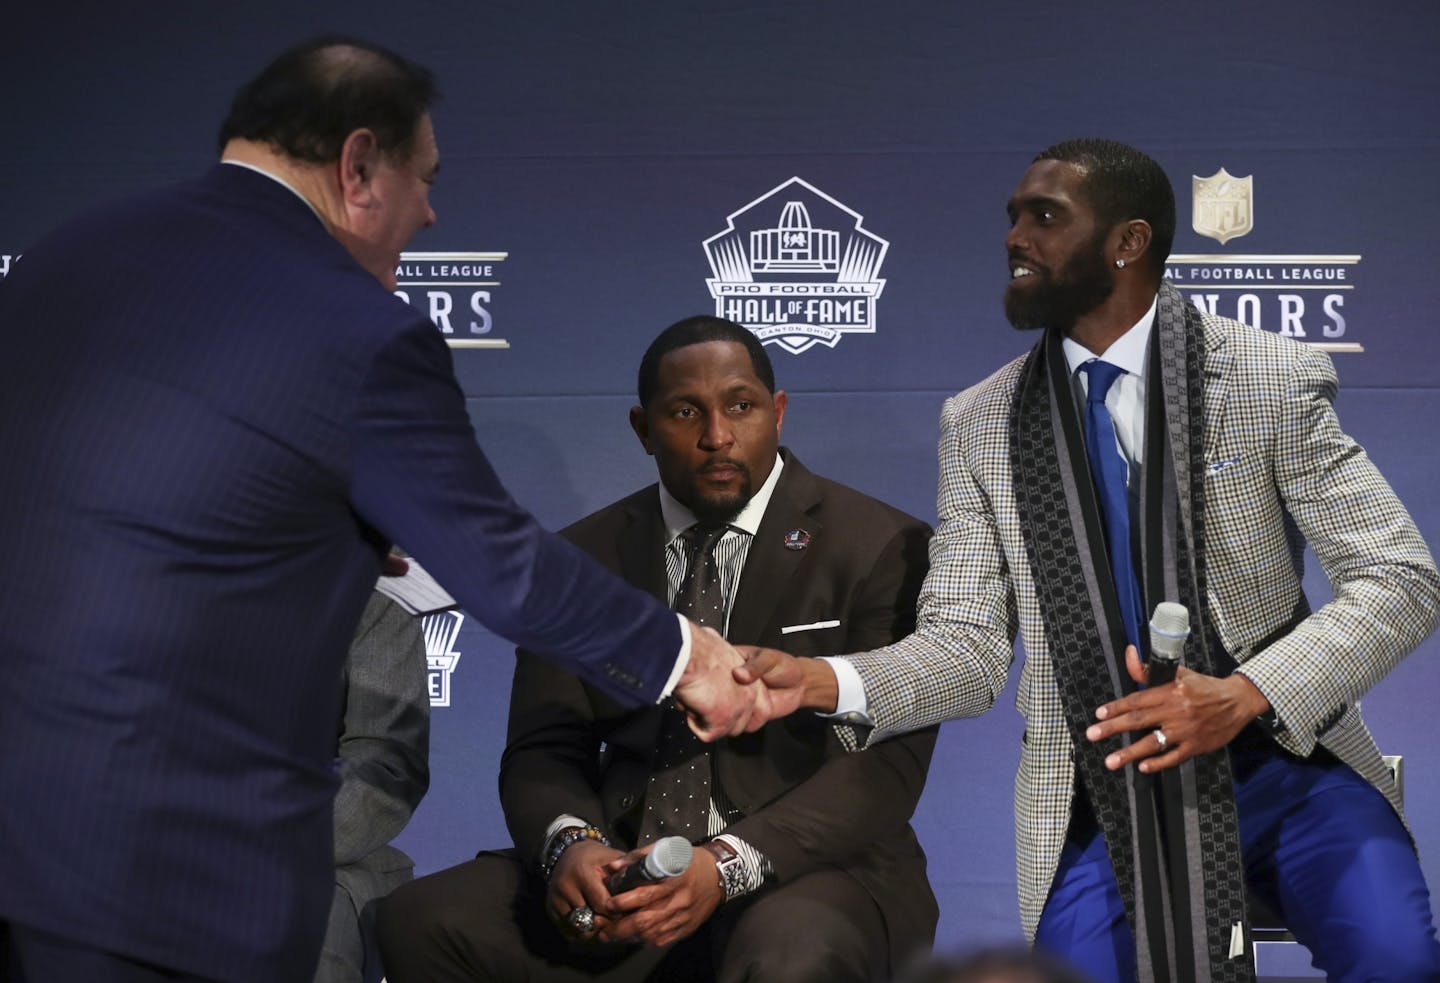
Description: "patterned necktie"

(1081, 359), (1144, 649)
(638, 523), (729, 844)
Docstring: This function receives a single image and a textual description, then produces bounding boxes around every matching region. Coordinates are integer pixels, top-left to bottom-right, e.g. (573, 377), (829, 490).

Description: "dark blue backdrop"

(5, 0), (1438, 963)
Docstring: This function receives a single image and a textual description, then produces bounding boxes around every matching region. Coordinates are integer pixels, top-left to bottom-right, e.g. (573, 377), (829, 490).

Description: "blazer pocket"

(1204, 453), (1257, 482)
(780, 619), (842, 635)
(1205, 453), (1244, 476)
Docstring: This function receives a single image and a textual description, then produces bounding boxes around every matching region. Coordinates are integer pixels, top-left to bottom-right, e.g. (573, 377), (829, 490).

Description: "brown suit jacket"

(499, 450), (939, 964)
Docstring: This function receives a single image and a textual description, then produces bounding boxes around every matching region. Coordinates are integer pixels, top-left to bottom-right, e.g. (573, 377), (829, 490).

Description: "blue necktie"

(1081, 360), (1143, 649)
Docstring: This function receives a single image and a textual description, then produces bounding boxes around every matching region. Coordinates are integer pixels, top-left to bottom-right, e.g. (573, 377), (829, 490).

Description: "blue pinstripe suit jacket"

(0, 164), (679, 981)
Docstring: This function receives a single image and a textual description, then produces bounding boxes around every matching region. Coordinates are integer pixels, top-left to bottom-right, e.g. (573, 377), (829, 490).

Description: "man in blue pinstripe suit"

(0, 37), (755, 983)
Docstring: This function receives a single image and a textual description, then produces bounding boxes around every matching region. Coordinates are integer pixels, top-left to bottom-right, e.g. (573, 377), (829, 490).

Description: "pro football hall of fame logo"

(421, 610), (465, 708)
(1168, 168), (1361, 353)
(704, 177), (887, 355)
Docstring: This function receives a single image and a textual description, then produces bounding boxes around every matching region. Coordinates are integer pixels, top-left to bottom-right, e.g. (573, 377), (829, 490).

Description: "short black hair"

(637, 316), (775, 408)
(1035, 138), (1176, 267)
(217, 36), (438, 162)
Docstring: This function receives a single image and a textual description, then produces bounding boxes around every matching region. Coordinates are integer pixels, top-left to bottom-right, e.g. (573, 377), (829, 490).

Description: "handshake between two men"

(671, 626), (822, 740)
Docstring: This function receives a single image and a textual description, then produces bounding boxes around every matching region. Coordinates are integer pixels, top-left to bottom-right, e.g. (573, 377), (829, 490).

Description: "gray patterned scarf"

(1009, 283), (1252, 982)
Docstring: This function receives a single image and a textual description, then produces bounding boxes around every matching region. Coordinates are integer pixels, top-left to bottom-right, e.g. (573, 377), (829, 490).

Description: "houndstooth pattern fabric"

(842, 283), (1439, 939)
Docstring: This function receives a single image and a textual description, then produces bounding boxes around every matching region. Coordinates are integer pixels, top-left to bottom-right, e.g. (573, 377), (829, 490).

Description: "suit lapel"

(611, 491), (676, 750)
(1200, 322), (1233, 463)
(1157, 283), (1197, 511)
(727, 456), (822, 645)
(1156, 284), (1234, 545)
(718, 455), (831, 806)
(1157, 287), (1235, 465)
(619, 490), (670, 605)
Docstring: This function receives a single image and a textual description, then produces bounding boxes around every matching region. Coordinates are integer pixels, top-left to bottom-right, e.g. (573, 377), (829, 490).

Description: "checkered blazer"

(844, 306), (1440, 938)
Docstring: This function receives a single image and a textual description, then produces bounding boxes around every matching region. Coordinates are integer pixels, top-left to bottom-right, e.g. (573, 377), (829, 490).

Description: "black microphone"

(606, 836), (694, 895)
(1147, 602), (1190, 687)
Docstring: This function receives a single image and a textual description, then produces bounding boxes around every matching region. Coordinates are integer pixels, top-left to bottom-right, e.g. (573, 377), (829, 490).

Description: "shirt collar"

(220, 159), (326, 227)
(1061, 293), (1159, 379)
(658, 453), (785, 543)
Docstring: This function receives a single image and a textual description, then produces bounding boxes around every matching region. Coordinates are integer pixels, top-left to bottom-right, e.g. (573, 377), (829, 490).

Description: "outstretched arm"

(741, 395), (1019, 742)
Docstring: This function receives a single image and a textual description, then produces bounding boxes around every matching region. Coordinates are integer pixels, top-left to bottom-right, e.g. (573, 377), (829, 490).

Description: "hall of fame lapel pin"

(782, 529), (811, 551)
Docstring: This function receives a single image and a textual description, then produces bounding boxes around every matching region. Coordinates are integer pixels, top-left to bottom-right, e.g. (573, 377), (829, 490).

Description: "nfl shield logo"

(1192, 168), (1253, 245)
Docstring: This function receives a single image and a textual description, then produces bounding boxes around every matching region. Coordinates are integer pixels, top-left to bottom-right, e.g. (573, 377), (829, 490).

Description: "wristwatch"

(701, 839), (746, 902)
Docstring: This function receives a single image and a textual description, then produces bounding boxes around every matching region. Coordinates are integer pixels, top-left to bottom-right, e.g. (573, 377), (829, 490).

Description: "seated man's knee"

(720, 877), (888, 983)
(375, 876), (453, 947)
(375, 862), (524, 981)
(721, 935), (885, 983)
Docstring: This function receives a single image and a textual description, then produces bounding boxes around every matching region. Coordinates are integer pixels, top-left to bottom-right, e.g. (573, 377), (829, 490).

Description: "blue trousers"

(1034, 747), (1440, 983)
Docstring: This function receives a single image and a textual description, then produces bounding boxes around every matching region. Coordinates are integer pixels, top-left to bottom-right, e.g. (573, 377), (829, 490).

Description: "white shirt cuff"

(816, 656), (873, 726)
(659, 614), (691, 700)
(713, 832), (770, 897)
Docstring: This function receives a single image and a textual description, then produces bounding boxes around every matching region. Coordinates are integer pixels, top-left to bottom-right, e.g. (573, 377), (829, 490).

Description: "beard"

(1004, 232), (1115, 332)
(679, 461), (754, 527)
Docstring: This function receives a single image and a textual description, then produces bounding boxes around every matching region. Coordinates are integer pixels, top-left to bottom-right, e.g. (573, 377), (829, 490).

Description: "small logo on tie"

(782, 529), (811, 551)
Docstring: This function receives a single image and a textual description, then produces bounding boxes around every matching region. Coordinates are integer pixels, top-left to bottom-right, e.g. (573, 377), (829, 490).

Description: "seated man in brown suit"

(377, 315), (938, 982)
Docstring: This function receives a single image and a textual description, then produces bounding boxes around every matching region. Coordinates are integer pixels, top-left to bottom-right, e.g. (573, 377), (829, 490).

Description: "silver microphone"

(1147, 602), (1190, 686)
(606, 836), (694, 895)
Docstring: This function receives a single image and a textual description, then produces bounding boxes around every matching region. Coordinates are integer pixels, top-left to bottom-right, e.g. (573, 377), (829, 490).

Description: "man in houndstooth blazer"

(740, 140), (1440, 982)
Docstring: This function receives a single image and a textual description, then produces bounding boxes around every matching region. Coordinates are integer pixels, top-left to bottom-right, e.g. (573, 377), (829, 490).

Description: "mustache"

(1008, 251), (1049, 277)
(698, 457), (749, 476)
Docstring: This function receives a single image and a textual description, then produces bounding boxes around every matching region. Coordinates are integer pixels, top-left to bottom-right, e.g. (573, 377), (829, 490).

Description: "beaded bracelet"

(540, 824), (611, 882)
